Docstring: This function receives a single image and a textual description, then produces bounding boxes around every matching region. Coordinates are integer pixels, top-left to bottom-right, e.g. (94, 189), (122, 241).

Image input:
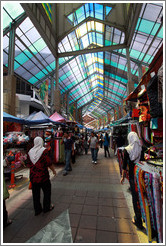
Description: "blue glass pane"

(106, 6), (112, 15)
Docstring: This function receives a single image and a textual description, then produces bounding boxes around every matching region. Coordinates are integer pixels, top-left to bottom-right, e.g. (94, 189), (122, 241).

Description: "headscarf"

(28, 137), (46, 164)
(125, 132), (142, 163)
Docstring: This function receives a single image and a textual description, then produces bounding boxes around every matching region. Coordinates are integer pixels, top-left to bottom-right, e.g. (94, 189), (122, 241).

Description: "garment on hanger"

(134, 162), (163, 243)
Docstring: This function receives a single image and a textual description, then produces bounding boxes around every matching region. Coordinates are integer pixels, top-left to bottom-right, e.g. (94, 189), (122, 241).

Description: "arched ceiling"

(3, 2), (163, 125)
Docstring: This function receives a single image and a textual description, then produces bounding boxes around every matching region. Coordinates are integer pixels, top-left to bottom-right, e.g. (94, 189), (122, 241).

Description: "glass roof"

(3, 2), (163, 122)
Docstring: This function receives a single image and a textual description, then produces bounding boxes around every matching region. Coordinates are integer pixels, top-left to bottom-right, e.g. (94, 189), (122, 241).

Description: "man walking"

(89, 132), (98, 164)
(61, 132), (74, 176)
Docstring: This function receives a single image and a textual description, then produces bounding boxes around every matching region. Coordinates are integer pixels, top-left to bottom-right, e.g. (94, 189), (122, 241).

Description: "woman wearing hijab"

(120, 132), (143, 230)
(27, 137), (56, 216)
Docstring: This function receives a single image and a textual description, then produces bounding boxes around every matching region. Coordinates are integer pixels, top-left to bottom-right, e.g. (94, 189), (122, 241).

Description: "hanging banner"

(114, 108), (118, 121)
(40, 80), (49, 106)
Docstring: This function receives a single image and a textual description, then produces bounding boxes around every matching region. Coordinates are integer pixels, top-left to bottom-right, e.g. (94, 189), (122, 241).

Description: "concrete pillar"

(8, 22), (15, 75)
(126, 47), (134, 95)
(126, 47), (135, 111)
(50, 76), (54, 114)
(3, 75), (16, 115)
(54, 57), (61, 113)
(138, 64), (143, 82)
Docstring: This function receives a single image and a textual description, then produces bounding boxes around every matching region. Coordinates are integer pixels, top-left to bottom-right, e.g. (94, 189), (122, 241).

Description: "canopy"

(50, 112), (66, 123)
(3, 112), (25, 124)
(25, 111), (52, 125)
(110, 112), (132, 126)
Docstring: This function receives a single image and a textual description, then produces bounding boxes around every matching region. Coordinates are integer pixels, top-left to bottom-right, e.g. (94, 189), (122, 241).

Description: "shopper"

(99, 133), (104, 148)
(26, 137), (56, 216)
(103, 132), (110, 158)
(3, 170), (12, 228)
(120, 132), (143, 230)
(61, 132), (74, 176)
(83, 134), (89, 154)
(89, 132), (98, 164)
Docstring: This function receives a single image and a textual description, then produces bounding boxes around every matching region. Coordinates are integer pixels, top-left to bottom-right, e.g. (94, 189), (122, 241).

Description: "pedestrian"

(61, 131), (74, 176)
(103, 132), (110, 157)
(120, 132), (143, 230)
(99, 133), (104, 148)
(3, 170), (12, 228)
(89, 132), (98, 164)
(83, 134), (89, 154)
(71, 133), (76, 164)
(26, 137), (56, 216)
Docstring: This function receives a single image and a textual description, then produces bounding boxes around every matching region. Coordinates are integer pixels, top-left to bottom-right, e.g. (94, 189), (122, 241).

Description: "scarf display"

(134, 162), (163, 243)
(54, 138), (65, 164)
(28, 137), (46, 164)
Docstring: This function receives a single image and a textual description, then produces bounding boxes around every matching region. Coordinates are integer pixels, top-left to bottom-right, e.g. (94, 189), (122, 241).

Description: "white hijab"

(28, 137), (46, 164)
(125, 132), (142, 163)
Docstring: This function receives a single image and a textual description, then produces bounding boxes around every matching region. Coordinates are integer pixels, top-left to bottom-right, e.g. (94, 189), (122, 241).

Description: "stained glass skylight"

(3, 2), (163, 122)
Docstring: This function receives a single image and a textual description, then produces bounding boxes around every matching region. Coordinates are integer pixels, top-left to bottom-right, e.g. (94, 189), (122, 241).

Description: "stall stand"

(117, 45), (163, 243)
(3, 112), (28, 182)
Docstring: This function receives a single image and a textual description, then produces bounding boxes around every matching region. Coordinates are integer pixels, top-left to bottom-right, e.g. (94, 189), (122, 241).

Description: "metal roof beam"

(105, 74), (127, 87)
(78, 98), (94, 109)
(105, 88), (124, 100)
(58, 15), (125, 42)
(125, 3), (143, 47)
(21, 3), (57, 58)
(58, 44), (127, 58)
(15, 33), (51, 75)
(70, 90), (93, 104)
(3, 12), (27, 36)
(110, 50), (149, 67)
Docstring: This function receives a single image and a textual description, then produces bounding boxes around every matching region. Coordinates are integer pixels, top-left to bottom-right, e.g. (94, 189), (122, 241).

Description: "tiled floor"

(4, 149), (144, 243)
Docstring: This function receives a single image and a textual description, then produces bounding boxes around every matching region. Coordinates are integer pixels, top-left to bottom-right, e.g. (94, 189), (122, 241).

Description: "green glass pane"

(28, 77), (38, 84)
(137, 18), (154, 34)
(49, 62), (55, 70)
(15, 52), (32, 65)
(35, 71), (46, 79)
(14, 61), (20, 70)
(3, 10), (12, 29)
(68, 13), (73, 23)
(143, 54), (152, 63)
(30, 38), (46, 53)
(59, 58), (65, 65)
(3, 2), (24, 28)
(66, 71), (71, 77)
(157, 26), (163, 38)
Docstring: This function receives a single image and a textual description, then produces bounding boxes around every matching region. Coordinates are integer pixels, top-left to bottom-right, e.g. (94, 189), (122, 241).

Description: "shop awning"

(25, 111), (52, 125)
(50, 112), (66, 123)
(3, 112), (25, 124)
(110, 112), (132, 126)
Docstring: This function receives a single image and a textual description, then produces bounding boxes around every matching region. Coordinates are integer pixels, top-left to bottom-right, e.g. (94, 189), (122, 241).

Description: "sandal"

(43, 204), (54, 213)
(131, 218), (144, 230)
